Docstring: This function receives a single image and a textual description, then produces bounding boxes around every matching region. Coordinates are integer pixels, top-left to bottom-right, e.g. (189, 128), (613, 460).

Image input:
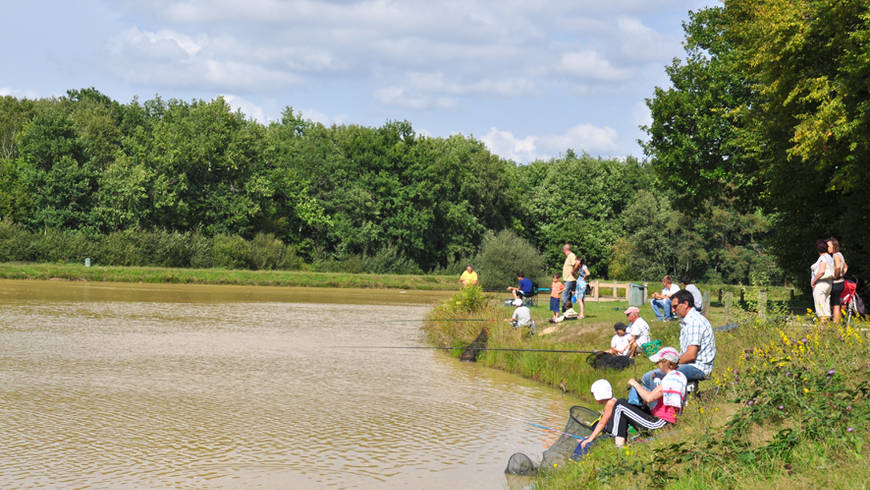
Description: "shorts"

(831, 281), (844, 307)
(549, 297), (560, 313)
(576, 280), (587, 299)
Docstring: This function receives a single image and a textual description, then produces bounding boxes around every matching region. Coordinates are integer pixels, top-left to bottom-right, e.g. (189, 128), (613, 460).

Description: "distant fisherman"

(459, 264), (478, 287)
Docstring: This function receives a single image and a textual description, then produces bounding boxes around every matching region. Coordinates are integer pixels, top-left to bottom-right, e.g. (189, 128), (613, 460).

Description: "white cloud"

(405, 72), (534, 97)
(539, 124), (620, 154)
(299, 108), (350, 126)
(481, 127), (539, 163)
(221, 94), (272, 122)
(482, 123), (620, 163)
(616, 16), (681, 62)
(0, 87), (40, 99)
(109, 27), (334, 91)
(374, 85), (456, 110)
(558, 50), (633, 81)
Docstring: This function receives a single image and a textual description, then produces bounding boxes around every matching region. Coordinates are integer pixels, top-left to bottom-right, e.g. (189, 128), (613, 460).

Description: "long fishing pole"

(335, 345), (598, 354)
(450, 400), (594, 441)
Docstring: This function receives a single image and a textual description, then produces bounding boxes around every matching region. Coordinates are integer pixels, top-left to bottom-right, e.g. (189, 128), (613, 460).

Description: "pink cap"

(624, 306), (640, 315)
(649, 347), (679, 363)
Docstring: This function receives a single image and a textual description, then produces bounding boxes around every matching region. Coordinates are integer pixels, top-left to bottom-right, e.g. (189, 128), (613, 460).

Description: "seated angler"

(579, 357), (686, 452)
(507, 272), (534, 301)
(605, 322), (632, 357)
(629, 290), (715, 406)
(649, 275), (680, 321)
(624, 306), (651, 358)
(679, 274), (704, 313)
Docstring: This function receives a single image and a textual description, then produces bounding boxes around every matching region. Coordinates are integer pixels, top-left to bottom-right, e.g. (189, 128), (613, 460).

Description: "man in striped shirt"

(629, 289), (715, 406)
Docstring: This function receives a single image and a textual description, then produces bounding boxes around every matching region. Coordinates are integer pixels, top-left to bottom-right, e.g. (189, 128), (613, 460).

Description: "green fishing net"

(641, 340), (662, 357)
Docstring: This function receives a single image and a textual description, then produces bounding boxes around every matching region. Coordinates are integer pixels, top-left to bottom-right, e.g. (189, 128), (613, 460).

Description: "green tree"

(473, 229), (546, 291)
(723, 0), (870, 280)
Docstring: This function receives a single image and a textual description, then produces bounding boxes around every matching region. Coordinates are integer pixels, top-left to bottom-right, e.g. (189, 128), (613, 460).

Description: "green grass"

(0, 262), (458, 290)
(425, 287), (870, 488)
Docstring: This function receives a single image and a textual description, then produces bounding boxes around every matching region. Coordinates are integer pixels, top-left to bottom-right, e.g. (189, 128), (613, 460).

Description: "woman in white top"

(810, 239), (835, 322)
(828, 237), (848, 323)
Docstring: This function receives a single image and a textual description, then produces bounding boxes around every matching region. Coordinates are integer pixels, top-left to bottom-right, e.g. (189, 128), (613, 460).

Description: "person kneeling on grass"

(580, 348), (687, 450)
(506, 298), (532, 329)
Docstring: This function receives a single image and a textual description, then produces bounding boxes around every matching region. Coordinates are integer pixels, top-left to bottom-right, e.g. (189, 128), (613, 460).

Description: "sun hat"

(624, 306), (640, 315)
(649, 346), (679, 363)
(590, 379), (613, 401)
(613, 321), (627, 332)
(512, 298), (523, 306)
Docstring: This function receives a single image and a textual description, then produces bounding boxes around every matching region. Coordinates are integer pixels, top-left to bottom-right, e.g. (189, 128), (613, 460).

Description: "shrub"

(246, 232), (302, 270)
(0, 218), (34, 261)
(360, 245), (423, 275)
(474, 229), (546, 291)
(211, 234), (250, 269)
(188, 232), (214, 268)
(94, 230), (141, 266)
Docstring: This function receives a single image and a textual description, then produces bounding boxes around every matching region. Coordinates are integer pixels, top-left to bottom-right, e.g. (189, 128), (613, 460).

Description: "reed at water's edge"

(425, 286), (870, 488)
(0, 262), (457, 290)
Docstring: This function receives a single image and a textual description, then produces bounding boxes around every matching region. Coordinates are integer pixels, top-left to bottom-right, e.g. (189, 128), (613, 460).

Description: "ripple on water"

(0, 291), (583, 488)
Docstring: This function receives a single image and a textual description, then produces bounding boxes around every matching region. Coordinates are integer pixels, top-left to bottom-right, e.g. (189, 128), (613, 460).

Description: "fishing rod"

(335, 345), (598, 354)
(379, 318), (498, 322)
(450, 400), (594, 441)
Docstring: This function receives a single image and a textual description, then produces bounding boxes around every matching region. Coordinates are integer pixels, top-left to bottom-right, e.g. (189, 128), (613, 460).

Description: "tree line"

(643, 1), (869, 286)
(0, 87), (782, 285)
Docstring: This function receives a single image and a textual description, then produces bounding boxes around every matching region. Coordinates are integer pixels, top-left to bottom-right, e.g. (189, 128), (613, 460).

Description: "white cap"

(590, 379), (613, 401)
(649, 347), (679, 363)
(512, 299), (523, 306)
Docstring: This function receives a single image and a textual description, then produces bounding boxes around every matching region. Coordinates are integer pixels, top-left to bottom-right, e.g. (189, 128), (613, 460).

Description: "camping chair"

(521, 282), (540, 307)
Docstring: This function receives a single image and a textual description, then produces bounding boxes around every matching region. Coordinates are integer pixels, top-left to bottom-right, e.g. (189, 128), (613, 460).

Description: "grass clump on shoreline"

(0, 262), (457, 290)
(425, 288), (870, 488)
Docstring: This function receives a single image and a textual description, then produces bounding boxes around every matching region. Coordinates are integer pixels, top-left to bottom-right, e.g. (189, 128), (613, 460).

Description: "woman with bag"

(811, 239), (835, 322)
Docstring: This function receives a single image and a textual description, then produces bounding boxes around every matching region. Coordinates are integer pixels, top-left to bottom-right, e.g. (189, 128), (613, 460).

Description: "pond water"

(0, 280), (582, 488)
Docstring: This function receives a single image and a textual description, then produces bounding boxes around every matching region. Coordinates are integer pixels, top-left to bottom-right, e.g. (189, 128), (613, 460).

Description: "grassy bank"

(425, 287), (870, 488)
(0, 262), (457, 290)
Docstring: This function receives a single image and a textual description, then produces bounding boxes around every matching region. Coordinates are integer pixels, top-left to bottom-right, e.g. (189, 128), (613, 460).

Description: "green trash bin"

(629, 283), (645, 307)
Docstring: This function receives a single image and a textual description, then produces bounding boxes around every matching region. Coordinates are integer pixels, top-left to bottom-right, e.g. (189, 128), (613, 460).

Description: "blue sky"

(1, 0), (713, 162)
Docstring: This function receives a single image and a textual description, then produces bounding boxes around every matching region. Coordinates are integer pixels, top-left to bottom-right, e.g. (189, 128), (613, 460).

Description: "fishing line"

(449, 399), (594, 442)
(334, 345), (598, 354)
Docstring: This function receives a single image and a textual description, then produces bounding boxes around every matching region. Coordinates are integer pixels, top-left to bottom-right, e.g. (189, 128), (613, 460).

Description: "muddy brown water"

(0, 280), (583, 488)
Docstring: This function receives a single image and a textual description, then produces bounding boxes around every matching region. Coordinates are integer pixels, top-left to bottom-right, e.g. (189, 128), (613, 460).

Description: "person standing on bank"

(549, 273), (565, 322)
(574, 256), (590, 319)
(810, 239), (835, 322)
(828, 238), (848, 323)
(561, 244), (579, 312)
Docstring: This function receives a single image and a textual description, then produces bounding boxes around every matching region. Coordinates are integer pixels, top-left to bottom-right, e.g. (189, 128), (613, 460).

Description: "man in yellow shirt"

(459, 264), (479, 287)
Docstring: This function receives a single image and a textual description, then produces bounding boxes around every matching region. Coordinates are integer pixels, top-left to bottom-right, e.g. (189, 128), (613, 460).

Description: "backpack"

(854, 291), (867, 316)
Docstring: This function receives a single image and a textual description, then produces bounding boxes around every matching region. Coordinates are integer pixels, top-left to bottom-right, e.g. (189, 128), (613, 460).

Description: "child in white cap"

(579, 379), (618, 450)
(581, 347), (687, 450)
(506, 298), (532, 328)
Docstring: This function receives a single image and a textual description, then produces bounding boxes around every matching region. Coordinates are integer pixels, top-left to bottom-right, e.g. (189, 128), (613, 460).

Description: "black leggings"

(831, 281), (844, 307)
(608, 400), (669, 438)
